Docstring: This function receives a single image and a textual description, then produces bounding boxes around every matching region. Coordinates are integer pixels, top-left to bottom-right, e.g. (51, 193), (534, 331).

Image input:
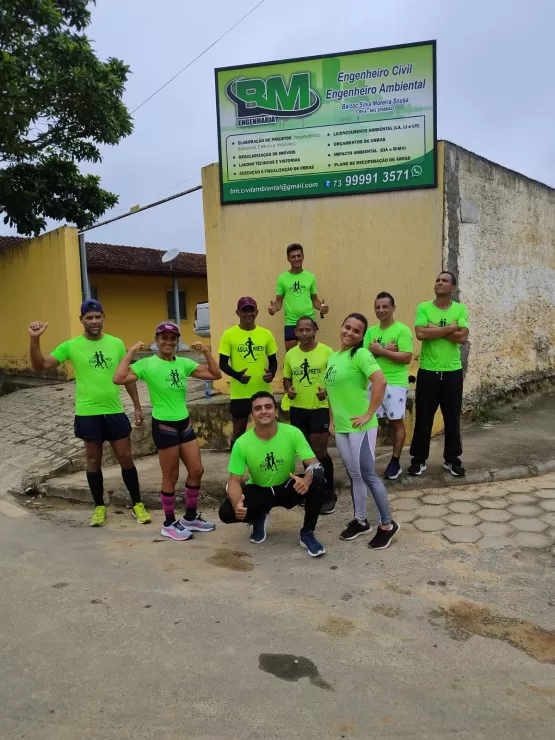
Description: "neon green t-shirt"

(131, 355), (198, 421)
(51, 334), (126, 416)
(218, 325), (278, 400)
(415, 301), (470, 371)
(283, 343), (333, 410)
(323, 348), (381, 433)
(228, 423), (315, 487)
(276, 270), (316, 325)
(364, 322), (413, 387)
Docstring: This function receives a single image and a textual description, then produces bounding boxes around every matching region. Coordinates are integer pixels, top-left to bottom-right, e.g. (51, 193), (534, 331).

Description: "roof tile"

(87, 242), (206, 278)
(0, 235), (206, 278)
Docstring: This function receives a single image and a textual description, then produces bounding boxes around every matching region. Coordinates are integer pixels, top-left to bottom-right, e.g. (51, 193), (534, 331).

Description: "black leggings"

(219, 476), (325, 533)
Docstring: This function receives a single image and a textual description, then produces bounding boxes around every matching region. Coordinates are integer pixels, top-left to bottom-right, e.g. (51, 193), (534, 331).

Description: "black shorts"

(152, 417), (197, 450)
(290, 407), (330, 436)
(284, 323), (319, 342)
(229, 398), (252, 420)
(74, 413), (132, 443)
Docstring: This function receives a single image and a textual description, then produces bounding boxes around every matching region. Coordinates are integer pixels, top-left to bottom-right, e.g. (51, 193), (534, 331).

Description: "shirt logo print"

(293, 358), (319, 387)
(290, 280), (305, 296)
(260, 451), (284, 475)
(166, 369), (185, 390)
(439, 319), (447, 327)
(237, 338), (265, 364)
(323, 364), (336, 386)
(89, 350), (113, 373)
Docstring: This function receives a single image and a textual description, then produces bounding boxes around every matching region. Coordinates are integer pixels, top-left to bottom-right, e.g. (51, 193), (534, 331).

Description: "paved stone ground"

(0, 378), (206, 495)
(4, 380), (555, 511)
(395, 475), (555, 551)
(44, 461), (555, 551)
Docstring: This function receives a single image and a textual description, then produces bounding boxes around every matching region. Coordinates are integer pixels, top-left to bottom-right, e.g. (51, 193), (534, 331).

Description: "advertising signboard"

(215, 41), (436, 204)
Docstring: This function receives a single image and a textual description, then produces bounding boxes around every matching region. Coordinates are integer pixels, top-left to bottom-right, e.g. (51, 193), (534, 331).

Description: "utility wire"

(130, 0), (268, 114)
(144, 173), (201, 201)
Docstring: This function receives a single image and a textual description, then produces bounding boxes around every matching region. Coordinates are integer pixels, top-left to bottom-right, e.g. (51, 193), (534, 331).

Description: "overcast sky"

(11, 0), (555, 251)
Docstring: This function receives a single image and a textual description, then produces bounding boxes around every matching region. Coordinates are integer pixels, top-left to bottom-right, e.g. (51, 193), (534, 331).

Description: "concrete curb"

(383, 458), (555, 490)
(31, 457), (555, 510)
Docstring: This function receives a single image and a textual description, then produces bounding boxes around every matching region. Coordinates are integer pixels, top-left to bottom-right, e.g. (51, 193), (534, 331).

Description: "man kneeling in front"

(219, 391), (327, 557)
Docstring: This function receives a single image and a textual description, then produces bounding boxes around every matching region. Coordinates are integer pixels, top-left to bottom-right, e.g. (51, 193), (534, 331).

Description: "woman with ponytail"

(323, 314), (399, 549)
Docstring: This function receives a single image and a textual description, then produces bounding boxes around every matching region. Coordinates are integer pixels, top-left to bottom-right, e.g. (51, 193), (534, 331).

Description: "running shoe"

(320, 494), (337, 515)
(340, 518), (372, 541)
(249, 513), (270, 544)
(132, 503), (152, 524)
(89, 505), (107, 527)
(383, 459), (402, 480)
(368, 521), (400, 550)
(300, 530), (326, 557)
(160, 520), (193, 541)
(407, 460), (427, 476)
(181, 513), (215, 532)
(443, 461), (466, 477)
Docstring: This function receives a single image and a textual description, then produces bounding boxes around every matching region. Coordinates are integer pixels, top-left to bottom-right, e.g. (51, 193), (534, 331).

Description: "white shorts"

(368, 382), (408, 420)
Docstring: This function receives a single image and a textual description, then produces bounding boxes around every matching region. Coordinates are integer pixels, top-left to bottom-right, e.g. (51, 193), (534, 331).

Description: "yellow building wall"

(202, 147), (445, 393)
(89, 273), (208, 348)
(0, 226), (82, 376)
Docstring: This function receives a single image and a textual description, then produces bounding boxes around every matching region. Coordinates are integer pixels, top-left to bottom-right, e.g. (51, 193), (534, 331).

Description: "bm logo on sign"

(226, 72), (320, 126)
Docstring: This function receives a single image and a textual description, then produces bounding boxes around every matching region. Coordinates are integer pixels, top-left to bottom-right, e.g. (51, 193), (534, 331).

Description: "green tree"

(0, 0), (133, 235)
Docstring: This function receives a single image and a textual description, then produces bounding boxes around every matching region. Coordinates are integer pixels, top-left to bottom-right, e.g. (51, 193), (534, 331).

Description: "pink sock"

(160, 492), (175, 524)
(184, 485), (200, 519)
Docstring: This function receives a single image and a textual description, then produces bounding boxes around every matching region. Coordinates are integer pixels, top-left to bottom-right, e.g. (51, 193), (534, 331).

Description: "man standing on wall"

(268, 243), (329, 351)
(364, 292), (413, 480)
(219, 297), (278, 448)
(408, 272), (470, 477)
(28, 300), (150, 526)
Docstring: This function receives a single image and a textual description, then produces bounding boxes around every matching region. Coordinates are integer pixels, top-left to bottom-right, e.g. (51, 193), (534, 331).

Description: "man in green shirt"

(409, 272), (470, 477)
(283, 317), (336, 514)
(28, 299), (150, 527)
(219, 391), (327, 557)
(268, 243), (329, 350)
(219, 297), (278, 448)
(364, 292), (413, 480)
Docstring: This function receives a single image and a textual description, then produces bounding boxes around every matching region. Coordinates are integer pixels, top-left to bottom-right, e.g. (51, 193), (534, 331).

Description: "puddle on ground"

(433, 600), (555, 663)
(206, 548), (254, 572)
(258, 653), (332, 690)
(318, 615), (356, 637)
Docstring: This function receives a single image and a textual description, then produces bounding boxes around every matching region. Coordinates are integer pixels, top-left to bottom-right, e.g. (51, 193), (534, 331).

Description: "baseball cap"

(80, 299), (103, 315)
(237, 296), (257, 310)
(155, 322), (181, 337)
